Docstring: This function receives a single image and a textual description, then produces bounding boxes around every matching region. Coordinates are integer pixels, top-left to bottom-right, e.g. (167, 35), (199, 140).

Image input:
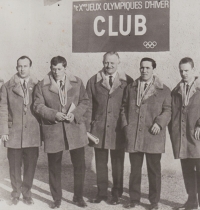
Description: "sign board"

(73, 0), (170, 52)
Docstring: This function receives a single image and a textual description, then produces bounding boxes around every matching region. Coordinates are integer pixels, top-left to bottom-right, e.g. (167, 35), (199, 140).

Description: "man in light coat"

(121, 57), (171, 210)
(33, 56), (89, 208)
(170, 57), (200, 210)
(0, 56), (41, 205)
(86, 51), (133, 205)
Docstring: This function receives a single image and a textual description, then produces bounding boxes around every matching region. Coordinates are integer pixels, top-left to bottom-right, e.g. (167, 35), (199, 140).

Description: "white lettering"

(135, 15), (147, 35)
(119, 15), (131, 36)
(94, 16), (105, 36)
(109, 16), (118, 36)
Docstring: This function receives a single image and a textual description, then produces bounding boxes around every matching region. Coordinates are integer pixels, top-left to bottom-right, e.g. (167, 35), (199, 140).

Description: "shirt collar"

(140, 75), (153, 85)
(184, 77), (195, 86)
(104, 71), (118, 79)
(20, 77), (30, 85)
(56, 75), (66, 84)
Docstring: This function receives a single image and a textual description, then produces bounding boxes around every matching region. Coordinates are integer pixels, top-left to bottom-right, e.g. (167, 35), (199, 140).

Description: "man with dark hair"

(170, 57), (200, 210)
(0, 56), (40, 205)
(86, 51), (133, 205)
(121, 57), (171, 209)
(33, 56), (89, 208)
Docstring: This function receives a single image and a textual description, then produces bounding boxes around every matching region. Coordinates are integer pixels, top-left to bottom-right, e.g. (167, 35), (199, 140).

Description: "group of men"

(0, 52), (199, 210)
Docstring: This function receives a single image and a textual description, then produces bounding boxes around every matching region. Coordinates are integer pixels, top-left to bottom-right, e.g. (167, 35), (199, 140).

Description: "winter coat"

(33, 72), (89, 153)
(121, 76), (171, 153)
(86, 69), (133, 149)
(0, 74), (41, 148)
(170, 77), (200, 159)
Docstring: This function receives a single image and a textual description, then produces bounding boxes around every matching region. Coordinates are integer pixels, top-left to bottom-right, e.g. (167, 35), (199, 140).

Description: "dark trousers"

(7, 147), (39, 198)
(94, 148), (125, 197)
(129, 152), (161, 204)
(181, 158), (200, 206)
(47, 147), (85, 202)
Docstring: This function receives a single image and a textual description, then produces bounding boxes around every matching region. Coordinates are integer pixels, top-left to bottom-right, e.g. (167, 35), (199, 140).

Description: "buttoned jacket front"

(121, 76), (171, 153)
(86, 69), (133, 149)
(0, 74), (41, 148)
(170, 77), (200, 159)
(33, 72), (89, 153)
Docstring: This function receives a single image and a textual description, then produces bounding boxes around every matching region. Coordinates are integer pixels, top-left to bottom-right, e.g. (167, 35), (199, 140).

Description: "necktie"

(60, 80), (64, 91)
(23, 80), (27, 91)
(144, 83), (148, 90)
(186, 84), (189, 95)
(109, 76), (113, 87)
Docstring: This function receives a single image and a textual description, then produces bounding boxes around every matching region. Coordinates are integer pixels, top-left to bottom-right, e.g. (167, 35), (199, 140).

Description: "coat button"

(108, 111), (111, 114)
(182, 120), (184, 122)
(139, 128), (142, 131)
(107, 125), (109, 127)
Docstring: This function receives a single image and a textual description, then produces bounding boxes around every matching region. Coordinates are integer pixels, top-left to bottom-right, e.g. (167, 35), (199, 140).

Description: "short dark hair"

(103, 51), (120, 62)
(50, 56), (67, 68)
(179, 57), (194, 68)
(17, 56), (32, 67)
(140, 57), (156, 69)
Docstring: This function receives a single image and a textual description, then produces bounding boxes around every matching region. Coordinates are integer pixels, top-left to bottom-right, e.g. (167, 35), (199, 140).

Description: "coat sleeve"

(120, 85), (129, 129)
(0, 84), (9, 135)
(84, 78), (93, 132)
(71, 79), (89, 124)
(154, 87), (172, 129)
(33, 83), (58, 123)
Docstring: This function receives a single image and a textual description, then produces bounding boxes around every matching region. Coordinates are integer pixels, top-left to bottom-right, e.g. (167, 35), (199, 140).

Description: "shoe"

(90, 196), (107, 203)
(73, 197), (87, 208)
(110, 196), (120, 205)
(11, 197), (19, 205)
(176, 202), (198, 210)
(50, 200), (61, 209)
(124, 201), (140, 209)
(149, 203), (159, 210)
(23, 197), (34, 205)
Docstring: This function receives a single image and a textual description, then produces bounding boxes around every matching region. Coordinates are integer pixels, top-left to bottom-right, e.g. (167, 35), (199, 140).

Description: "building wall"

(0, 0), (199, 174)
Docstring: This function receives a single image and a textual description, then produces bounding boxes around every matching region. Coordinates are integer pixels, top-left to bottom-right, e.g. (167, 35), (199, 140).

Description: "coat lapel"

(43, 71), (77, 95)
(96, 69), (127, 94)
(175, 77), (200, 100)
(141, 76), (163, 102)
(110, 70), (127, 94)
(65, 71), (77, 92)
(97, 70), (110, 91)
(12, 74), (24, 98)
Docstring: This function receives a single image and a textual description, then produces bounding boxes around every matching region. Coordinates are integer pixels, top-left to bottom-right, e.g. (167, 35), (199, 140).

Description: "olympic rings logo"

(143, 41), (157, 49)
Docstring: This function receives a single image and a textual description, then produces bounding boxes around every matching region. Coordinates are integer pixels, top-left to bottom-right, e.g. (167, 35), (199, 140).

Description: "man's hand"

(150, 123), (161, 135)
(65, 113), (74, 123)
(55, 112), (66, 122)
(195, 127), (200, 140)
(1, 135), (9, 142)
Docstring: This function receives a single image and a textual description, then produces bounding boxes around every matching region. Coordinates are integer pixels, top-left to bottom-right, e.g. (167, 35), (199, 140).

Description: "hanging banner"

(73, 0), (170, 52)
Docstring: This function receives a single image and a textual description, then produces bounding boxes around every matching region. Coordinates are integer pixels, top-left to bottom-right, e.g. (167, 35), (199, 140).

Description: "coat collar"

(7, 73), (38, 98)
(42, 71), (77, 94)
(133, 75), (164, 103)
(132, 75), (163, 89)
(96, 68), (127, 94)
(174, 77), (200, 98)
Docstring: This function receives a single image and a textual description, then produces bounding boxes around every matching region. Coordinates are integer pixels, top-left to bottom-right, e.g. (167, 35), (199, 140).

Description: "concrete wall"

(0, 0), (200, 174)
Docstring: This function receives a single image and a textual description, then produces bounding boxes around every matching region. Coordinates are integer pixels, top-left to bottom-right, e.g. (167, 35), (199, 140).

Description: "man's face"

(179, 63), (194, 83)
(51, 63), (66, 81)
(103, 54), (119, 75)
(140, 61), (154, 82)
(16, 58), (31, 79)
